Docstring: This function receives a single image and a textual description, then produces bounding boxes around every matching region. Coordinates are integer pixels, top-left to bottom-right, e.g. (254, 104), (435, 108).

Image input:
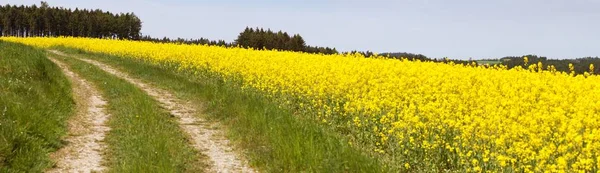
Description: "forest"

(0, 2), (141, 39)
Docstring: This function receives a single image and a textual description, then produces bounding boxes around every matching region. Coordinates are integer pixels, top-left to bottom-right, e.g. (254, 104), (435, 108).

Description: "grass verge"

(0, 41), (74, 172)
(56, 47), (390, 172)
(51, 51), (206, 172)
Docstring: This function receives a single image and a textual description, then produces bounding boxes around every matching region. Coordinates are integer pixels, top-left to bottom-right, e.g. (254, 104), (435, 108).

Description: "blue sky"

(3, 0), (600, 59)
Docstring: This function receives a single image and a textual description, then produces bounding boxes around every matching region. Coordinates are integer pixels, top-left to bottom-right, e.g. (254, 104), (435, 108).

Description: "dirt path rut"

(49, 50), (255, 173)
(46, 55), (110, 173)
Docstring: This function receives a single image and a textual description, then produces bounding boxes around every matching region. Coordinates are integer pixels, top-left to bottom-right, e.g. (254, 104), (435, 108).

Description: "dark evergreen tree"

(234, 27), (337, 54)
(0, 1), (142, 39)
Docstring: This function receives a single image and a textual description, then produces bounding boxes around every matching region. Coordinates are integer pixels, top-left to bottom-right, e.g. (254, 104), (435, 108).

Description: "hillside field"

(1, 37), (598, 172)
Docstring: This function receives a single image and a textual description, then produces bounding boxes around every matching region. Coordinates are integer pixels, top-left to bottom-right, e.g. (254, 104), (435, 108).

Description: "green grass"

(0, 41), (74, 172)
(56, 47), (390, 172)
(50, 51), (207, 172)
(476, 60), (502, 65)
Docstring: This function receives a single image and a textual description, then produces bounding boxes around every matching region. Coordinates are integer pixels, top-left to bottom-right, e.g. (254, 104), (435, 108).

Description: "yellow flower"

(3, 37), (600, 172)
(472, 158), (479, 165)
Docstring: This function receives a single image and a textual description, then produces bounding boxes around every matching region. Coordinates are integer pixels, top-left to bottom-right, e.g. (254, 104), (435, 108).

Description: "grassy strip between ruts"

(0, 41), (74, 172)
(51, 50), (207, 172)
(56, 47), (390, 172)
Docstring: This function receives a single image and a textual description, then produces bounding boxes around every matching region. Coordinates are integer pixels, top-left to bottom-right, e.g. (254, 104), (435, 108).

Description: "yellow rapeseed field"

(3, 37), (599, 172)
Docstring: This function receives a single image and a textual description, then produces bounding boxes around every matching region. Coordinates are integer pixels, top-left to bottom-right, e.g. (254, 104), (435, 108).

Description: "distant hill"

(379, 52), (599, 75)
(499, 55), (600, 74)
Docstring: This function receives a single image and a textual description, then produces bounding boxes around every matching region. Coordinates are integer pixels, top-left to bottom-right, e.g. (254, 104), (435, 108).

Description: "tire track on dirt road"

(46, 55), (110, 173)
(49, 50), (255, 173)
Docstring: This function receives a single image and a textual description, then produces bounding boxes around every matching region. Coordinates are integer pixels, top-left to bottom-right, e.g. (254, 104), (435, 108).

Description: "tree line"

(380, 52), (471, 64)
(140, 27), (339, 55)
(0, 1), (141, 39)
(139, 35), (231, 47)
(415, 53), (598, 74)
(1, 2), (596, 71)
(0, 2), (339, 54)
(235, 27), (338, 54)
(379, 52), (599, 75)
(499, 55), (599, 74)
